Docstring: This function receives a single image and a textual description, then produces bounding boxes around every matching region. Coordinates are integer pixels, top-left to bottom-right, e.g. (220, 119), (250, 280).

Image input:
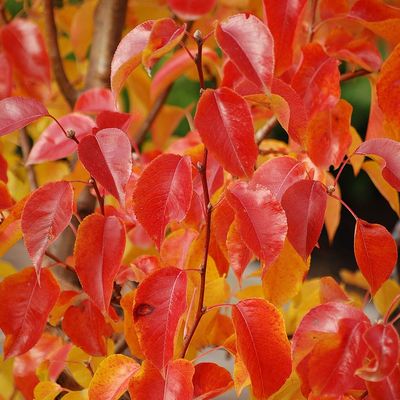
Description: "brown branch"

(19, 128), (38, 190)
(43, 0), (78, 108)
(84, 0), (128, 89)
(181, 32), (212, 358)
(340, 69), (371, 82)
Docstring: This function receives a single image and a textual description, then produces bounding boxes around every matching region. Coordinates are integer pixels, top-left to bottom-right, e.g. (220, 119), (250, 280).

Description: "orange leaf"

(0, 268), (60, 359)
(354, 219), (398, 295)
(232, 299), (292, 399)
(88, 354), (140, 400)
(129, 359), (194, 399)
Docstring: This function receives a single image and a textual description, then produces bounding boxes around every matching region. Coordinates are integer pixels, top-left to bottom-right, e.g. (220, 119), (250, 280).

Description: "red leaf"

(142, 18), (186, 69)
(167, 0), (217, 20)
(366, 364), (400, 400)
(215, 13), (274, 93)
(75, 214), (126, 313)
(306, 99), (353, 169)
(271, 78), (308, 144)
(226, 181), (287, 265)
(281, 180), (327, 259)
(74, 88), (116, 113)
(262, 0), (307, 75)
(0, 181), (14, 210)
(354, 219), (397, 295)
(0, 53), (12, 99)
(357, 323), (400, 382)
(78, 128), (132, 204)
(292, 302), (370, 367)
(111, 20), (154, 98)
(0, 152), (8, 182)
(27, 113), (95, 164)
(0, 96), (48, 137)
(129, 359), (194, 399)
(227, 220), (253, 284)
(0, 268), (60, 359)
(96, 111), (133, 132)
(1, 19), (51, 100)
(133, 267), (187, 371)
(291, 43), (340, 117)
(62, 299), (112, 356)
(88, 354), (140, 400)
(21, 181), (73, 276)
(193, 362), (233, 400)
(355, 138), (400, 191)
(251, 156), (306, 201)
(133, 153), (192, 249)
(232, 299), (292, 398)
(194, 87), (257, 178)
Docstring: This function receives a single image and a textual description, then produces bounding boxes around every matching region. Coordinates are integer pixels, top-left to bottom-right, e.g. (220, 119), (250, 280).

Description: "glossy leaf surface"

(232, 299), (292, 398)
(0, 268), (60, 359)
(133, 154), (192, 249)
(133, 267), (187, 371)
(78, 128), (132, 204)
(354, 219), (397, 295)
(88, 354), (140, 400)
(75, 214), (126, 312)
(167, 0), (216, 19)
(281, 180), (327, 259)
(226, 181), (287, 265)
(74, 88), (116, 113)
(21, 181), (73, 276)
(0, 96), (48, 136)
(262, 0), (307, 75)
(215, 13), (274, 93)
(194, 87), (257, 178)
(27, 113), (95, 164)
(62, 299), (112, 356)
(355, 138), (400, 191)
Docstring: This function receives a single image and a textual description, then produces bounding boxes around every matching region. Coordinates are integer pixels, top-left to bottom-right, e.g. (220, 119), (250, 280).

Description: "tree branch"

(19, 128), (38, 190)
(84, 0), (128, 89)
(340, 68), (371, 82)
(43, 0), (78, 108)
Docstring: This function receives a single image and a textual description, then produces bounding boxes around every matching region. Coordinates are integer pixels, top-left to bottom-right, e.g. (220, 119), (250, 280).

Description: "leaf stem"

(384, 293), (400, 324)
(328, 192), (358, 220)
(89, 177), (105, 215)
(333, 155), (350, 187)
(181, 32), (212, 358)
(44, 250), (75, 271)
(48, 114), (80, 144)
(340, 69), (371, 82)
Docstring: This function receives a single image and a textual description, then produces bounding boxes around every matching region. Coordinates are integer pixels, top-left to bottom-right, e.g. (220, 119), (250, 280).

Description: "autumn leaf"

(78, 128), (132, 204)
(74, 88), (116, 113)
(133, 153), (192, 249)
(354, 219), (398, 295)
(232, 299), (292, 399)
(88, 354), (140, 400)
(0, 268), (60, 359)
(133, 267), (187, 371)
(226, 180), (287, 266)
(21, 181), (73, 276)
(167, 0), (216, 20)
(0, 96), (48, 136)
(216, 13), (274, 93)
(75, 214), (126, 313)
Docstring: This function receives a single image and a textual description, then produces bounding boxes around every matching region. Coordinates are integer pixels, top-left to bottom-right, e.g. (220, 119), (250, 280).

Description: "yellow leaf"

(263, 239), (310, 307)
(35, 161), (70, 187)
(234, 354), (250, 396)
(324, 173), (341, 243)
(70, 1), (98, 60)
(0, 260), (17, 278)
(235, 285), (264, 300)
(373, 279), (400, 317)
(363, 160), (399, 216)
(0, 356), (16, 398)
(348, 127), (364, 176)
(62, 390), (88, 400)
(33, 381), (62, 400)
(340, 269), (370, 291)
(120, 290), (144, 359)
(269, 371), (306, 400)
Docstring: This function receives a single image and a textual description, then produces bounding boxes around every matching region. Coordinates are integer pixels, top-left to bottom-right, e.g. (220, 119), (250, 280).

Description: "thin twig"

(340, 69), (371, 82)
(181, 31), (212, 358)
(43, 0), (77, 107)
(19, 128), (38, 190)
(89, 177), (105, 215)
(45, 250), (75, 271)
